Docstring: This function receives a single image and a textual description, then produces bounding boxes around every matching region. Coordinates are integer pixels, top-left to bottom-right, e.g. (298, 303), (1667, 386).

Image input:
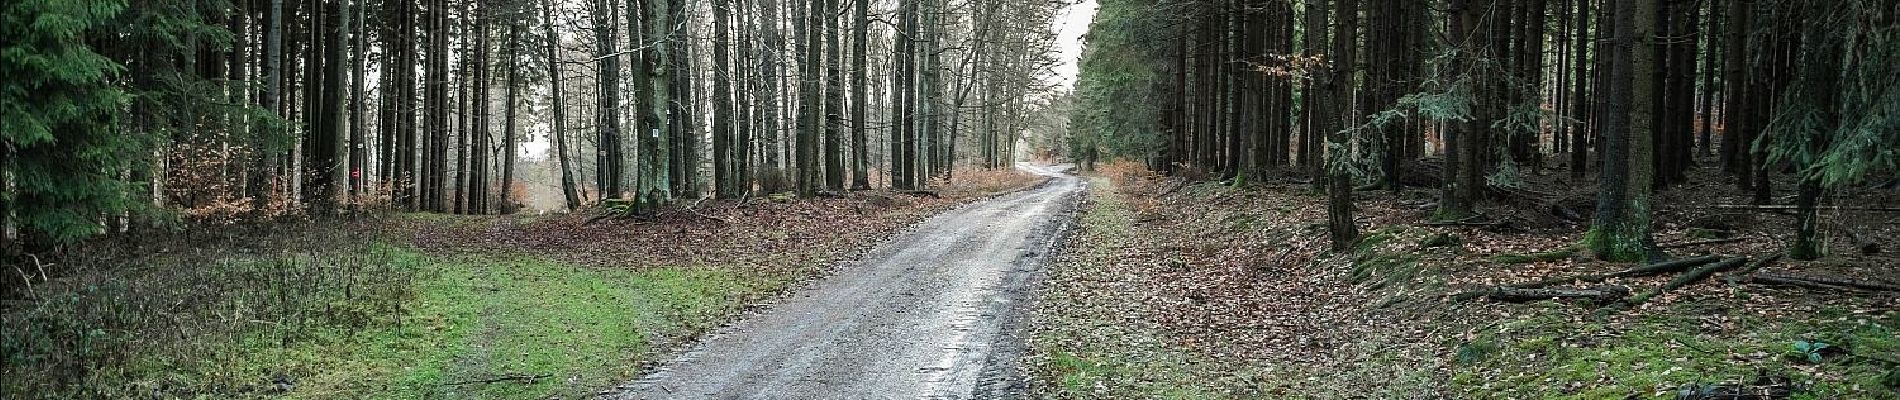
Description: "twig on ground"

(1660, 238), (1744, 249)
(443, 374), (554, 386)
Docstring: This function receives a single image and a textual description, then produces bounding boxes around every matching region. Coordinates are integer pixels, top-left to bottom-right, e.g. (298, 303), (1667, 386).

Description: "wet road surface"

(608, 164), (1084, 400)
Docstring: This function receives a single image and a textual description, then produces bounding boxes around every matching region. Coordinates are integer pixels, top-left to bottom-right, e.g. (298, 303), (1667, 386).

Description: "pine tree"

(0, 0), (137, 248)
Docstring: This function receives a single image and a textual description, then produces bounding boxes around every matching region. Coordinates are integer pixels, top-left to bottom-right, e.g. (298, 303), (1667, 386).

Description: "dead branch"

(1483, 285), (1630, 303)
(1609, 255), (1723, 278)
(1707, 204), (1900, 212)
(1629, 257), (1748, 304)
(1421, 220), (1504, 227)
(443, 374), (554, 386)
(1724, 254), (1782, 285)
(1750, 272), (1900, 292)
(1451, 256), (1723, 302)
(896, 189), (941, 198)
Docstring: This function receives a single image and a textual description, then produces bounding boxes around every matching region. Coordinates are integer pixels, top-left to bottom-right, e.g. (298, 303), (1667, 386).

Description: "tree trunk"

(634, 0), (675, 212)
(545, 0), (580, 209)
(849, 0), (871, 189)
(500, 15), (521, 214)
(823, 0), (845, 190)
(1585, 0), (1657, 262)
(713, 0), (738, 199)
(1326, 0), (1359, 250)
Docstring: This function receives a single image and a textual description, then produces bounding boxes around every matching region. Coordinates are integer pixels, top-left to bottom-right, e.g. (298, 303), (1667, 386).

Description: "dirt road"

(609, 164), (1084, 400)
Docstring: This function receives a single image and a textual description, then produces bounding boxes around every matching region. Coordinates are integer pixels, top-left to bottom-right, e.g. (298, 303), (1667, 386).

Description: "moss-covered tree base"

(1583, 225), (1649, 262)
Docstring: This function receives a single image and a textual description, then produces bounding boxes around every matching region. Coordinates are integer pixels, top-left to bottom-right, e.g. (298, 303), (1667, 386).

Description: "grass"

(268, 256), (778, 399)
(3, 238), (797, 399)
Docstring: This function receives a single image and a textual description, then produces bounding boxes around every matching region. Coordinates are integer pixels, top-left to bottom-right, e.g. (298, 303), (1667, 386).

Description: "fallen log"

(1610, 255), (1723, 278)
(1422, 220), (1505, 227)
(1450, 256), (1723, 302)
(1485, 285), (1630, 303)
(1750, 273), (1900, 292)
(1656, 257), (1748, 292)
(1629, 257), (1748, 304)
(1725, 254), (1781, 285)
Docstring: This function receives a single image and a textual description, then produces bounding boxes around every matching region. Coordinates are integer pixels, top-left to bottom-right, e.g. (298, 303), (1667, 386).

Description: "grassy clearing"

(271, 256), (785, 399)
(2, 238), (798, 399)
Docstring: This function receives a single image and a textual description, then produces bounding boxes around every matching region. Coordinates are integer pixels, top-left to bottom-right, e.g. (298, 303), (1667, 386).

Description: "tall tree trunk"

(634, 0), (675, 212)
(1437, 0), (1480, 220)
(891, 0), (917, 190)
(1570, 0), (1593, 179)
(713, 0), (738, 199)
(1301, 0), (1329, 185)
(545, 0), (581, 209)
(758, 0), (785, 194)
(849, 0), (870, 189)
(1326, 0), (1359, 249)
(255, 0), (286, 204)
(308, 0), (349, 213)
(822, 0), (845, 190)
(1586, 0), (1657, 262)
(596, 0), (624, 199)
(500, 13), (521, 214)
(348, 0), (367, 203)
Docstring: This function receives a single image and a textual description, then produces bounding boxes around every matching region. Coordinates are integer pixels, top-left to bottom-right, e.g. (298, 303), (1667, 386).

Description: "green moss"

(1421, 233), (1464, 248)
(1448, 308), (1900, 399)
(1454, 339), (1500, 365)
(1582, 226), (1647, 262)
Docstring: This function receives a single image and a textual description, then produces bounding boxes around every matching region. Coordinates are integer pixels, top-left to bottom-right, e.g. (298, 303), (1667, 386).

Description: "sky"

(1051, 0), (1100, 90)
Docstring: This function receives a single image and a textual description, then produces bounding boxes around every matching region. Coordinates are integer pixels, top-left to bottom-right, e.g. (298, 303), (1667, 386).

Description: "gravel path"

(608, 164), (1084, 400)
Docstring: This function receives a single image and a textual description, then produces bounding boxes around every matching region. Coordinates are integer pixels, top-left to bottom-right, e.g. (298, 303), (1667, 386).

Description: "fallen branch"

(1451, 256), (1723, 302)
(1422, 216), (1501, 227)
(1484, 285), (1630, 303)
(1422, 220), (1504, 227)
(1707, 204), (1900, 212)
(444, 374), (554, 386)
(1725, 254), (1782, 285)
(1628, 257), (1748, 304)
(896, 189), (941, 198)
(1750, 272), (1900, 292)
(1609, 255), (1723, 278)
(1660, 238), (1743, 249)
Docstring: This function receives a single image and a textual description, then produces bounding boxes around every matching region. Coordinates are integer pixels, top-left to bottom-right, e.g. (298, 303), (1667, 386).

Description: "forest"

(1, 0), (1064, 251)
(1067, 0), (1897, 261)
(3, 0), (1898, 397)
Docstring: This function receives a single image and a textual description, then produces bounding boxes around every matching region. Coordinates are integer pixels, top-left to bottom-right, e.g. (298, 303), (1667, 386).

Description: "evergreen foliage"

(1065, 0), (1172, 167)
(1, 0), (136, 245)
(1762, 0), (1898, 188)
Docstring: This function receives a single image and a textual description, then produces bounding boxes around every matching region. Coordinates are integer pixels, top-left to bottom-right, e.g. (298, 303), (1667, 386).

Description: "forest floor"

(1027, 161), (1899, 399)
(0, 168), (1045, 399)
